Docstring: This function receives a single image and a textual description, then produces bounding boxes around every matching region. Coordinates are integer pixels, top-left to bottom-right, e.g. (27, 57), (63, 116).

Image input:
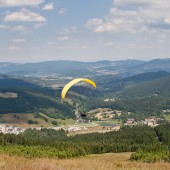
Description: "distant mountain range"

(1, 58), (170, 76)
(0, 59), (143, 76)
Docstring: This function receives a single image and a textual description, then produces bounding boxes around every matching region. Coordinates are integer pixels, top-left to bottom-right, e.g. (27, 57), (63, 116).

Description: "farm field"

(0, 152), (170, 170)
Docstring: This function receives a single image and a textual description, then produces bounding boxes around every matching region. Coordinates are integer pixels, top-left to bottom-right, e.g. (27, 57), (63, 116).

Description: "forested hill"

(97, 71), (170, 95)
(128, 58), (170, 73)
(121, 75), (170, 97)
(122, 71), (170, 83)
(0, 75), (39, 89)
(0, 87), (74, 118)
(0, 77), (74, 118)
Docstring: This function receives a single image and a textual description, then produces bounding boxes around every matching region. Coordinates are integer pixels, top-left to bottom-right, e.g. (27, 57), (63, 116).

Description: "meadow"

(0, 152), (170, 170)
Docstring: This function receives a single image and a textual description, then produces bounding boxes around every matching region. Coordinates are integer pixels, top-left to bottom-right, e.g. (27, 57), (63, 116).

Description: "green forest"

(0, 87), (74, 119)
(0, 124), (170, 161)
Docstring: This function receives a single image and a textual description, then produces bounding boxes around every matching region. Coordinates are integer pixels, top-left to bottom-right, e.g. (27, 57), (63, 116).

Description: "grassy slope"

(0, 113), (74, 128)
(164, 114), (170, 122)
(0, 153), (170, 170)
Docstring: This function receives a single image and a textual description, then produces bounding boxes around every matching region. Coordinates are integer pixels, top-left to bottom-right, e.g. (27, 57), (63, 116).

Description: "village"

(0, 109), (165, 135)
(0, 107), (167, 135)
(0, 124), (24, 134)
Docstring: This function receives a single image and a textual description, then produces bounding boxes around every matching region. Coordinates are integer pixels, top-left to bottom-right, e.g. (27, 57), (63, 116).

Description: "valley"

(1, 0), (170, 168)
(0, 59), (170, 165)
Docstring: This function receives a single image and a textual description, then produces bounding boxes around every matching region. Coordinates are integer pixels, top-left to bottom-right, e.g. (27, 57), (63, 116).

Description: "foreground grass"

(0, 153), (170, 170)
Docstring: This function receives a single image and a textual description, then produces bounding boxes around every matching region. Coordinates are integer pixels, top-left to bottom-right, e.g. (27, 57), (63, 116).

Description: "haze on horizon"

(0, 0), (170, 63)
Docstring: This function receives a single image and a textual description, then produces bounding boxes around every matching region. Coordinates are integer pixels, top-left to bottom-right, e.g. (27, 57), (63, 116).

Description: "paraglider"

(61, 78), (96, 99)
(80, 113), (87, 117)
(61, 78), (96, 122)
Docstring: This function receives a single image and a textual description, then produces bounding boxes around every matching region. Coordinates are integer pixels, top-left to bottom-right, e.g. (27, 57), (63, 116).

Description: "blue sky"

(0, 0), (170, 63)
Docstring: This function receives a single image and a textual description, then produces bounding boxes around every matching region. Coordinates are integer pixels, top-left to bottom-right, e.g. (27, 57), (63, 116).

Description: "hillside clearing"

(0, 113), (74, 128)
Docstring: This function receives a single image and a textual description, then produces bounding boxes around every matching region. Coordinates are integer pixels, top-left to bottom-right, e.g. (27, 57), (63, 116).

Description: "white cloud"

(57, 46), (66, 49)
(58, 8), (67, 14)
(48, 41), (56, 45)
(87, 0), (170, 33)
(0, 24), (28, 33)
(4, 9), (46, 22)
(8, 46), (21, 50)
(104, 42), (114, 46)
(58, 36), (70, 41)
(128, 43), (137, 49)
(43, 3), (54, 10)
(86, 18), (103, 26)
(33, 23), (45, 29)
(13, 39), (26, 43)
(64, 26), (77, 33)
(165, 18), (170, 24)
(0, 25), (9, 30)
(12, 25), (26, 31)
(0, 0), (43, 7)
(114, 0), (153, 7)
(56, 26), (77, 36)
(81, 45), (88, 49)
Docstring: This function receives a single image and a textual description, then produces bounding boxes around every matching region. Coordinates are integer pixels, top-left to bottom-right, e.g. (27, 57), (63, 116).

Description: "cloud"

(0, 24), (28, 33)
(58, 36), (70, 41)
(0, 0), (43, 7)
(13, 39), (26, 43)
(81, 45), (88, 49)
(33, 23), (45, 29)
(8, 46), (21, 50)
(4, 9), (46, 22)
(56, 26), (77, 36)
(64, 26), (77, 33)
(0, 24), (32, 34)
(104, 42), (114, 46)
(86, 18), (103, 26)
(0, 25), (9, 30)
(128, 43), (137, 49)
(87, 0), (170, 33)
(43, 3), (54, 10)
(114, 0), (154, 7)
(48, 41), (56, 45)
(58, 8), (67, 14)
(12, 25), (26, 31)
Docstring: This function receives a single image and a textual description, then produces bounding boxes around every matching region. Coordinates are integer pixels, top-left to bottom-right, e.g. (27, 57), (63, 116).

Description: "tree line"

(0, 124), (170, 160)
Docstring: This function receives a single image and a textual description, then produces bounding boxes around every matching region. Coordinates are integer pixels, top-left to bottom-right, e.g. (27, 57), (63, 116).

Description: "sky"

(0, 0), (170, 63)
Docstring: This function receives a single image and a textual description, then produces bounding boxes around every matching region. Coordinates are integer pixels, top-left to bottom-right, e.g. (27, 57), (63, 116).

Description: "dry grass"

(0, 152), (170, 170)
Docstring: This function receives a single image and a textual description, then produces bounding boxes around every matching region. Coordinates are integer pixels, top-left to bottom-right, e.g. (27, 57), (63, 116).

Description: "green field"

(164, 114), (170, 121)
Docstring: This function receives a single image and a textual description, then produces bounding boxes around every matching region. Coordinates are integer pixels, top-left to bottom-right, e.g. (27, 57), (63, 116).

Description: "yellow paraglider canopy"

(61, 78), (96, 99)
